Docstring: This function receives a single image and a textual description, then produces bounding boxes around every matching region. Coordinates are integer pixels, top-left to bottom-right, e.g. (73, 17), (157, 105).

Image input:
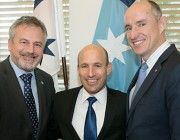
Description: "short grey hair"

(9, 16), (47, 41)
(148, 0), (162, 21)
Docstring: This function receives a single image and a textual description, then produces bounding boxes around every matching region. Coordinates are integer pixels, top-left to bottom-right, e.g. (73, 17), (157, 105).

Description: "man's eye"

(139, 23), (145, 27)
(80, 65), (87, 68)
(34, 43), (42, 47)
(125, 27), (131, 31)
(95, 64), (102, 68)
(20, 41), (28, 45)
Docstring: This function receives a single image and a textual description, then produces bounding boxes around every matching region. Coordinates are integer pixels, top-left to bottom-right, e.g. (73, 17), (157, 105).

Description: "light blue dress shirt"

(9, 56), (39, 118)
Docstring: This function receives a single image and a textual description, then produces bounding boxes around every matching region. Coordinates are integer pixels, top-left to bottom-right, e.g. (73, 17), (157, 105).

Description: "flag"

(69, 0), (140, 93)
(92, 0), (140, 92)
(33, 0), (65, 92)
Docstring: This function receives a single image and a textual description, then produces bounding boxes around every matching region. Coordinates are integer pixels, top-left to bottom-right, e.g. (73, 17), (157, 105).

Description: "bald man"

(125, 1), (180, 140)
(52, 44), (126, 140)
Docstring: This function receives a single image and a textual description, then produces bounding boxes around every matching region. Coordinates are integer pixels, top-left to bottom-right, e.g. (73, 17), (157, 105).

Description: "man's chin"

(86, 89), (100, 95)
(20, 64), (37, 72)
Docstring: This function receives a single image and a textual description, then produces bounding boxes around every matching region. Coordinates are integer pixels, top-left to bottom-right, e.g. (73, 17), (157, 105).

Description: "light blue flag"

(92, 0), (140, 93)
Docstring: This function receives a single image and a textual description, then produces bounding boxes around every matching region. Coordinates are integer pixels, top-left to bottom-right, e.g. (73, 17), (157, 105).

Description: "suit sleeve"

(46, 99), (62, 140)
(166, 64), (180, 139)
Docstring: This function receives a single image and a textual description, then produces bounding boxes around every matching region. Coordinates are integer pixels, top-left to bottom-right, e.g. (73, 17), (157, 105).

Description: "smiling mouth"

(88, 79), (97, 82)
(133, 40), (143, 45)
(87, 79), (98, 84)
(23, 55), (37, 62)
(22, 53), (38, 59)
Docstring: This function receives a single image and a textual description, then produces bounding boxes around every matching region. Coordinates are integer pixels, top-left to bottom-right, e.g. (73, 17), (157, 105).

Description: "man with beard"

(0, 16), (55, 140)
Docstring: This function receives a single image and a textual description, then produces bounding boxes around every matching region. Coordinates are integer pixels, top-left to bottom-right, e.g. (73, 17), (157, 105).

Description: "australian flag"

(92, 0), (140, 92)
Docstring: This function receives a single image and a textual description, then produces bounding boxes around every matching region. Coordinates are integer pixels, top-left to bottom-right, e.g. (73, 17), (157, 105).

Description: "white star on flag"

(97, 28), (131, 64)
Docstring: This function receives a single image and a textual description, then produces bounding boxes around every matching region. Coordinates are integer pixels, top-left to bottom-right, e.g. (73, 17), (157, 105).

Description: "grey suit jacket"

(53, 86), (126, 140)
(0, 57), (55, 140)
(126, 44), (180, 140)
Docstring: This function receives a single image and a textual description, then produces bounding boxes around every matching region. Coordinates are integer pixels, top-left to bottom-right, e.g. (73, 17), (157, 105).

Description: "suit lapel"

(127, 44), (177, 122)
(2, 57), (32, 128)
(65, 87), (82, 140)
(97, 88), (117, 139)
(128, 64), (162, 120)
(34, 69), (45, 134)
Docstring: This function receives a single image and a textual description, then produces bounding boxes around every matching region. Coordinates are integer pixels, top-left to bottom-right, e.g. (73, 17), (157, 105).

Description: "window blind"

(153, 0), (180, 51)
(0, 0), (69, 91)
(0, 0), (34, 61)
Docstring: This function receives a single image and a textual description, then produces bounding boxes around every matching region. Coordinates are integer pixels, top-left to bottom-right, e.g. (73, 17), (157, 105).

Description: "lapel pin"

(41, 81), (44, 85)
(154, 69), (158, 72)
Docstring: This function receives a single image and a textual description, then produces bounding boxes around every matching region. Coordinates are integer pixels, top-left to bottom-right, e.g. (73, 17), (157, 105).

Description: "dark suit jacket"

(52, 86), (126, 140)
(126, 44), (180, 140)
(0, 57), (55, 140)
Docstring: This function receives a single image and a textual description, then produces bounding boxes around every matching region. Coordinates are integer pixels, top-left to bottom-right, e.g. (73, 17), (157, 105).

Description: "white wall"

(69, 0), (103, 88)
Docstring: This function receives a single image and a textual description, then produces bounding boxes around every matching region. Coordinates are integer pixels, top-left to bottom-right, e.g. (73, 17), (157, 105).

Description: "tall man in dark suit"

(125, 1), (180, 140)
(0, 16), (55, 140)
(52, 44), (126, 140)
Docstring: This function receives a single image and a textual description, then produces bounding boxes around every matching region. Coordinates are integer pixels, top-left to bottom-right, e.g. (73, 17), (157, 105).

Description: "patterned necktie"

(20, 73), (39, 140)
(131, 62), (148, 105)
(84, 97), (97, 140)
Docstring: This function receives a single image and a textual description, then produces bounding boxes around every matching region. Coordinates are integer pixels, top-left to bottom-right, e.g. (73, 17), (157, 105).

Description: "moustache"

(21, 52), (38, 58)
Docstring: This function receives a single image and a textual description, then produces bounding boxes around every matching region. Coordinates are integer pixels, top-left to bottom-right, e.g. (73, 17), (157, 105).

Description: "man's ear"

(159, 16), (167, 34)
(107, 62), (112, 75)
(8, 39), (12, 51)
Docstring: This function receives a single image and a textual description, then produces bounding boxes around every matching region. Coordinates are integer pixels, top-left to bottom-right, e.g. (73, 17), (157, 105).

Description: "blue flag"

(92, 0), (140, 92)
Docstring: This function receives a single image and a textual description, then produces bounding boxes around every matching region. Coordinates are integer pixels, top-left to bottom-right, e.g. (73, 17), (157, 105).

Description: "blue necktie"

(84, 97), (97, 140)
(20, 73), (39, 140)
(131, 62), (148, 104)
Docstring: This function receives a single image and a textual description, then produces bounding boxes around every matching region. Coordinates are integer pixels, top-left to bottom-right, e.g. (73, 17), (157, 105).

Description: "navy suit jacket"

(52, 86), (126, 140)
(126, 44), (180, 140)
(0, 57), (55, 140)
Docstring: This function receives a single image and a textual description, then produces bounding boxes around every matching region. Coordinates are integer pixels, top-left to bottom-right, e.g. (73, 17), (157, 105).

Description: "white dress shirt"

(129, 41), (170, 108)
(72, 87), (107, 139)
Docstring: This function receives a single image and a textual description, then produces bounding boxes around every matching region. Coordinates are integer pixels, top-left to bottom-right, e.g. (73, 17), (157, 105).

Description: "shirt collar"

(9, 56), (35, 78)
(80, 86), (107, 104)
(143, 40), (170, 68)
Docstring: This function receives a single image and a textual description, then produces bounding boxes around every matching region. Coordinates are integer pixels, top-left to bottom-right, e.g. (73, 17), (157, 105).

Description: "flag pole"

(54, 0), (68, 90)
(62, 57), (68, 90)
